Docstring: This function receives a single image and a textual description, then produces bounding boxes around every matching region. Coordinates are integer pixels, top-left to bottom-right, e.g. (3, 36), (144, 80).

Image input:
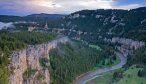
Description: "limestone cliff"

(104, 37), (145, 57)
(9, 36), (69, 84)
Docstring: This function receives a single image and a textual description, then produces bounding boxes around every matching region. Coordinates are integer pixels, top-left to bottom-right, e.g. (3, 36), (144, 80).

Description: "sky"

(0, 0), (146, 16)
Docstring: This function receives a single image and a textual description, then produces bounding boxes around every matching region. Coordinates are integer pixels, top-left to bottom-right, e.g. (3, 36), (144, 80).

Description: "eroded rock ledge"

(9, 36), (69, 84)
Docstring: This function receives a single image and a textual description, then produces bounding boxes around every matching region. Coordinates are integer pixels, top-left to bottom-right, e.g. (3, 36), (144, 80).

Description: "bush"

(37, 73), (45, 80)
(113, 70), (123, 81)
(138, 69), (146, 77)
(39, 58), (49, 68)
(138, 70), (143, 77)
(23, 68), (37, 81)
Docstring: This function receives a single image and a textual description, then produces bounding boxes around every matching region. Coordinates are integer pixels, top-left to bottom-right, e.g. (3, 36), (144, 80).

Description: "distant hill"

(0, 7), (146, 41)
(0, 13), (66, 22)
(26, 13), (65, 19)
(0, 15), (23, 22)
(61, 7), (146, 42)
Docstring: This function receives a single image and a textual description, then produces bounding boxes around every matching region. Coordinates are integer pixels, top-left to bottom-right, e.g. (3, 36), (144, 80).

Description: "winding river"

(75, 52), (127, 84)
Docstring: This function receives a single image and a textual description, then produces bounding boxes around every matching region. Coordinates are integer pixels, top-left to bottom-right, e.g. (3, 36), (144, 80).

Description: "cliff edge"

(9, 36), (69, 84)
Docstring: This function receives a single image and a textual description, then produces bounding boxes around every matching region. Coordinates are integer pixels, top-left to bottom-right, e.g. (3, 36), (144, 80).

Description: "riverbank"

(75, 52), (127, 84)
(87, 65), (146, 84)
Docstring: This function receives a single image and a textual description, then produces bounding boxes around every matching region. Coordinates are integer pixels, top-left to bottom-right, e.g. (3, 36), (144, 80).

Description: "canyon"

(8, 36), (69, 84)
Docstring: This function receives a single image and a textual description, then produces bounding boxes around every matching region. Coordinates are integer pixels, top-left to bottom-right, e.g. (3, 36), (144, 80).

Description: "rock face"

(104, 37), (145, 50)
(104, 37), (145, 57)
(9, 36), (69, 84)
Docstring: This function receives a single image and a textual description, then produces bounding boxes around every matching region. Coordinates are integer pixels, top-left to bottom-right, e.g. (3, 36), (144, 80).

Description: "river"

(75, 52), (127, 84)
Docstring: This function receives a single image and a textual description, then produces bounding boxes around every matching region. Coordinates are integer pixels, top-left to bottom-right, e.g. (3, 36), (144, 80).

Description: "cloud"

(113, 4), (143, 10)
(52, 0), (114, 12)
(0, 0), (145, 15)
(0, 22), (14, 30)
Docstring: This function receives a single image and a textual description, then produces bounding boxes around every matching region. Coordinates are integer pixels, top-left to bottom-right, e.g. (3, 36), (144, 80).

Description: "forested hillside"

(0, 14), (65, 29)
(0, 30), (56, 84)
(49, 42), (118, 84)
(1, 7), (146, 41)
(0, 14), (65, 22)
(59, 7), (146, 83)
(62, 7), (146, 42)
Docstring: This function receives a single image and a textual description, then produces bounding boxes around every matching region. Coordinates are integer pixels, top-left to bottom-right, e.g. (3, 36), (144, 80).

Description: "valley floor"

(87, 65), (146, 84)
(75, 52), (127, 84)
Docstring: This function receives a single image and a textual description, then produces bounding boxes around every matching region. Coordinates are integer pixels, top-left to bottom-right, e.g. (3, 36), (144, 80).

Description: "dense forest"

(0, 30), (56, 84)
(62, 7), (146, 42)
(126, 47), (146, 66)
(126, 47), (146, 76)
(49, 42), (117, 84)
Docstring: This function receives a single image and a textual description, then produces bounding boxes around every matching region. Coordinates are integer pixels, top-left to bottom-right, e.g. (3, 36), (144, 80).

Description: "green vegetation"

(87, 65), (146, 84)
(89, 44), (102, 51)
(49, 42), (117, 84)
(126, 47), (146, 66)
(0, 30), (56, 84)
(87, 41), (146, 84)
(37, 73), (45, 81)
(87, 69), (124, 84)
(63, 7), (146, 42)
(63, 8), (146, 84)
(9, 31), (56, 45)
(39, 58), (49, 68)
(0, 66), (9, 84)
(117, 65), (146, 84)
(23, 68), (37, 81)
(138, 67), (146, 77)
(86, 71), (115, 84)
(93, 55), (120, 70)
(86, 46), (146, 84)
(1, 7), (146, 84)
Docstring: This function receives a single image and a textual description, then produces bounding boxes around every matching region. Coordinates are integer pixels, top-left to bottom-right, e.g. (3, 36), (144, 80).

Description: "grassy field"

(117, 65), (146, 84)
(87, 65), (146, 84)
(86, 71), (115, 84)
(89, 45), (102, 51)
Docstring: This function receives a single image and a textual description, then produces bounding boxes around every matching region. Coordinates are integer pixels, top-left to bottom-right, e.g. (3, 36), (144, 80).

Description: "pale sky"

(0, 0), (145, 16)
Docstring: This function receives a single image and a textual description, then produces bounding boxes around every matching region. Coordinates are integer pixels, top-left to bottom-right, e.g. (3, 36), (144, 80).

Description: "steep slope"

(9, 36), (69, 84)
(0, 31), (56, 84)
(61, 7), (146, 42)
(49, 42), (119, 84)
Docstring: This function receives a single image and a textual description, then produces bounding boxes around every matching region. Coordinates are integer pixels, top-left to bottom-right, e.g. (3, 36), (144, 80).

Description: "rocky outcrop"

(104, 37), (145, 50)
(104, 37), (145, 57)
(9, 36), (69, 84)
